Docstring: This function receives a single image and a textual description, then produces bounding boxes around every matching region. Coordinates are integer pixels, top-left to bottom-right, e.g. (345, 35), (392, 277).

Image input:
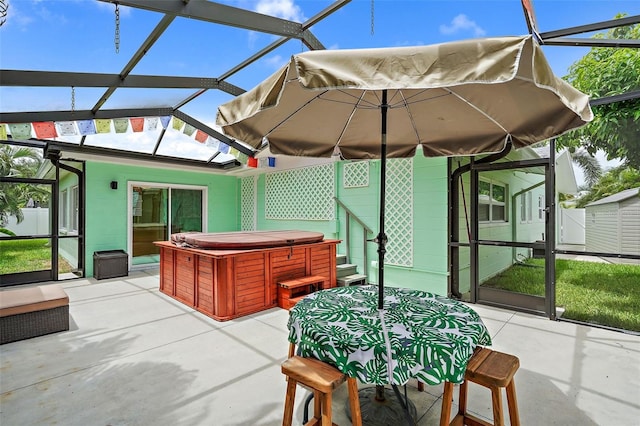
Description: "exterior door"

(129, 183), (205, 267)
(0, 179), (55, 286)
(471, 161), (555, 318)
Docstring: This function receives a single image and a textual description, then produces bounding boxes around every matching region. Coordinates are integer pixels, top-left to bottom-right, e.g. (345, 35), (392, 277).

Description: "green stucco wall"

(251, 157), (449, 295)
(84, 161), (238, 277)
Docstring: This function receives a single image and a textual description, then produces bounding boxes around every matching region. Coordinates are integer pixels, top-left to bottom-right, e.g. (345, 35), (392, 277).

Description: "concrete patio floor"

(1, 268), (638, 426)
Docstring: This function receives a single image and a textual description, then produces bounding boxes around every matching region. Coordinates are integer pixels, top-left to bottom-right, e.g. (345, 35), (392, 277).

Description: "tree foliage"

(0, 144), (45, 226)
(558, 15), (640, 169)
(575, 165), (640, 208)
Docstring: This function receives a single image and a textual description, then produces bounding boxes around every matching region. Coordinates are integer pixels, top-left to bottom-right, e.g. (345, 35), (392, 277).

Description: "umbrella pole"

(350, 90), (416, 426)
(377, 89), (388, 311)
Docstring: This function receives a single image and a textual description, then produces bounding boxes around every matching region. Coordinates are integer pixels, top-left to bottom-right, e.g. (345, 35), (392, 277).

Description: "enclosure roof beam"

(97, 0), (313, 40)
(0, 70), (232, 90)
(0, 108), (174, 123)
(92, 14), (176, 113)
(539, 15), (640, 39)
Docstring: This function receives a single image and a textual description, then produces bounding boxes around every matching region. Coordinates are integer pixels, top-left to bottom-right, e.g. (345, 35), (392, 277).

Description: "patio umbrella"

(216, 35), (592, 309)
(216, 35), (592, 424)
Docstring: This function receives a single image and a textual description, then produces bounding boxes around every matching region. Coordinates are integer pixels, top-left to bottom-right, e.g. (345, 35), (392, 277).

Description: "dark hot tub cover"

(171, 230), (324, 250)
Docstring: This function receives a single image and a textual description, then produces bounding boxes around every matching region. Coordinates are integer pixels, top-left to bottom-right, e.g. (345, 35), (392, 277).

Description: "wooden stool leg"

(506, 379), (520, 426)
(347, 377), (362, 426)
(440, 381), (455, 426)
(458, 380), (468, 417)
(490, 386), (504, 426)
(313, 390), (322, 420)
(417, 381), (425, 392)
(321, 391), (332, 426)
(283, 378), (297, 426)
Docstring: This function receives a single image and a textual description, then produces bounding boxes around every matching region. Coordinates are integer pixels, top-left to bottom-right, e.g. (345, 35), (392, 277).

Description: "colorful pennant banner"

(183, 123), (196, 137)
(160, 116), (171, 129)
(95, 119), (111, 134)
(195, 129), (208, 143)
(55, 121), (78, 136)
(145, 117), (159, 131)
(172, 117), (185, 131)
(113, 118), (129, 133)
(205, 138), (220, 151)
(130, 117), (144, 132)
(77, 120), (97, 135)
(33, 122), (58, 139)
(8, 123), (32, 139)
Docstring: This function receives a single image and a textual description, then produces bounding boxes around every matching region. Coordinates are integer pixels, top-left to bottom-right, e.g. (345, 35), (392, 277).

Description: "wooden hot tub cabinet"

(155, 239), (338, 321)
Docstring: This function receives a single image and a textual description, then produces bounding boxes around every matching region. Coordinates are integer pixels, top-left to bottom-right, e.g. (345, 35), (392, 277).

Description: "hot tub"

(155, 230), (339, 321)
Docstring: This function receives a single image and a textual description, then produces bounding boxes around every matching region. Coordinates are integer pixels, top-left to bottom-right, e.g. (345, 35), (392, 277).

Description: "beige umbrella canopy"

(217, 35), (592, 160)
(216, 34), (592, 311)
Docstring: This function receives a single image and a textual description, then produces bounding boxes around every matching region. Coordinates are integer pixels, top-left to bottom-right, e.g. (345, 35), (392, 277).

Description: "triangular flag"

(183, 123), (196, 136)
(55, 121), (78, 136)
(219, 143), (229, 154)
(172, 117), (184, 131)
(195, 130), (208, 143)
(8, 123), (32, 139)
(77, 120), (97, 135)
(113, 118), (129, 133)
(229, 147), (239, 158)
(33, 122), (58, 139)
(160, 116), (171, 129)
(237, 152), (248, 164)
(95, 119), (111, 133)
(130, 118), (144, 132)
(247, 157), (258, 168)
(145, 117), (159, 131)
(205, 137), (220, 151)
(0, 124), (7, 140)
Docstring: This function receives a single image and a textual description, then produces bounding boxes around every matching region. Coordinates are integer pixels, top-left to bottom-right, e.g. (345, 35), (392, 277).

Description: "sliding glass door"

(129, 183), (206, 266)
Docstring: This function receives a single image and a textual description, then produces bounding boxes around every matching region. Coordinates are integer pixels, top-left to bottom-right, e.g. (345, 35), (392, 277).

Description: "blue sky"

(2, 0), (639, 118)
(0, 0), (638, 170)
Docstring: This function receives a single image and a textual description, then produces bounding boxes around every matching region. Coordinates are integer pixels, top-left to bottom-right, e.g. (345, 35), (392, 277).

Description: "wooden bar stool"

(282, 355), (362, 426)
(440, 347), (520, 426)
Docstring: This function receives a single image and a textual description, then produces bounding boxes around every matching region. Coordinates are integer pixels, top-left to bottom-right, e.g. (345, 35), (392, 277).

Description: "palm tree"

(569, 146), (602, 189)
(0, 144), (44, 226)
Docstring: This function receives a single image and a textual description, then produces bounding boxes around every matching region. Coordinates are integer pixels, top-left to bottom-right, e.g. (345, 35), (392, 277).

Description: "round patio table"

(287, 284), (492, 387)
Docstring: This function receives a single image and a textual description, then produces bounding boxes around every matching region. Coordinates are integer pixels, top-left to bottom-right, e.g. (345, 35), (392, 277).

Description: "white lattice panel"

(241, 176), (256, 231)
(385, 158), (413, 267)
(265, 164), (335, 220)
(343, 161), (369, 188)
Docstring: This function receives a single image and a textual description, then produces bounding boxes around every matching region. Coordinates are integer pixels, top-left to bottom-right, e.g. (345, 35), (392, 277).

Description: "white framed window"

(520, 191), (536, 223)
(479, 180), (507, 223)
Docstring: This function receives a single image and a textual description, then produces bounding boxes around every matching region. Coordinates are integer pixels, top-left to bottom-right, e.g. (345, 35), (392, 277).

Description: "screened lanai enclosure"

(1, 0), (639, 331)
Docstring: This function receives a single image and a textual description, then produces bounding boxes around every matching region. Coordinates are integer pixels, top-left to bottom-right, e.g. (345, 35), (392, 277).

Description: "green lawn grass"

(0, 239), (73, 275)
(482, 258), (640, 332)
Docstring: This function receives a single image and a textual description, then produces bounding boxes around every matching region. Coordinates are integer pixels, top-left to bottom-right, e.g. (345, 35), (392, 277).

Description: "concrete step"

(336, 254), (348, 265)
(336, 263), (358, 278)
(337, 274), (367, 287)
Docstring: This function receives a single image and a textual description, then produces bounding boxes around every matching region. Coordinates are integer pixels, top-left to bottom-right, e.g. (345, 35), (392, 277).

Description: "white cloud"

(439, 14), (486, 37)
(263, 54), (287, 69)
(255, 0), (305, 22)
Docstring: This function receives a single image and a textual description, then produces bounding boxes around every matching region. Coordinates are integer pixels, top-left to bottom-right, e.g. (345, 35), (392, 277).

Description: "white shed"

(585, 187), (640, 255)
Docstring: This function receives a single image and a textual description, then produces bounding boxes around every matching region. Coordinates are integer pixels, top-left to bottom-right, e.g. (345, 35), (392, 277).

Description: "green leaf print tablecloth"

(287, 285), (492, 386)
